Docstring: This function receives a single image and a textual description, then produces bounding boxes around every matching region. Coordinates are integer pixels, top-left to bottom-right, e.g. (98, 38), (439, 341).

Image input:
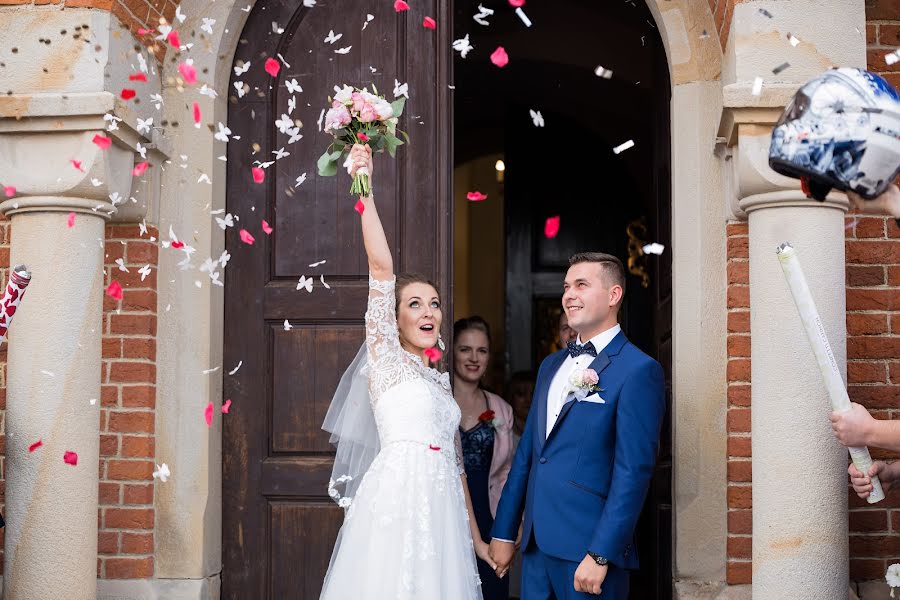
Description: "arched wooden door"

(222, 2), (453, 597)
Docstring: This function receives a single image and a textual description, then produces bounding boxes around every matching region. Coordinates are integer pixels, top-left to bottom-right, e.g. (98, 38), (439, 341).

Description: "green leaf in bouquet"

(328, 149), (344, 161)
(390, 98), (406, 118)
(317, 151), (339, 177)
(372, 83), (379, 96)
(398, 129), (410, 144)
(331, 128), (348, 139)
(385, 134), (404, 158)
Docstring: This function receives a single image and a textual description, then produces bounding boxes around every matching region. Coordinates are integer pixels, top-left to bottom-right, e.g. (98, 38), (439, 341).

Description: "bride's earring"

(437, 334), (446, 352)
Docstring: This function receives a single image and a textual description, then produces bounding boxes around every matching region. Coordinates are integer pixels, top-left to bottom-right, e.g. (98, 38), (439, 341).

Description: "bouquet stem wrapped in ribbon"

(317, 84), (408, 198)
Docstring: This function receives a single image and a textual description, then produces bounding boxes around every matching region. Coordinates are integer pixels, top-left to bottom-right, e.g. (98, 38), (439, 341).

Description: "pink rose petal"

(252, 167), (265, 184)
(221, 399), (232, 414)
(490, 46), (509, 68)
(71, 159), (84, 171)
(544, 215), (560, 239)
(4, 186), (15, 198)
(204, 401), (214, 427)
(264, 58), (281, 77)
(137, 28), (153, 36)
(508, 0), (525, 6)
(132, 161), (150, 176)
(106, 280), (123, 301)
(120, 88), (136, 100)
(193, 101), (202, 126)
(128, 73), (148, 82)
(167, 30), (181, 49)
(28, 439), (43, 453)
(354, 199), (366, 215)
(394, 0), (410, 11)
(67, 212), (76, 228)
(466, 191), (488, 202)
(262, 220), (273, 235)
(357, 132), (369, 142)
(171, 241), (185, 249)
(178, 62), (197, 85)
(63, 451), (78, 466)
(423, 16), (436, 29)
(424, 347), (442, 363)
(239, 229), (255, 245)
(92, 134), (112, 150)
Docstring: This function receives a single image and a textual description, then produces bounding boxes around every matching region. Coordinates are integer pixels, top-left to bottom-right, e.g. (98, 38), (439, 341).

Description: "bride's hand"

(475, 540), (498, 571)
(349, 143), (374, 185)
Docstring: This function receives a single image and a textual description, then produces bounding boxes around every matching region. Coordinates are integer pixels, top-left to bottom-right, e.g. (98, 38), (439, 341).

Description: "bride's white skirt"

(320, 441), (483, 600)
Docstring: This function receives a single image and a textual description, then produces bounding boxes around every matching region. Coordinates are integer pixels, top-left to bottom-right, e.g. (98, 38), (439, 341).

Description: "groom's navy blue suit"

(492, 330), (665, 599)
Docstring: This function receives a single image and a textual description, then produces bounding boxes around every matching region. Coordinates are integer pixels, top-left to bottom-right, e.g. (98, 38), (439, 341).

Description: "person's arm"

(849, 460), (900, 498)
(352, 144), (393, 280)
(847, 183), (900, 221)
(830, 403), (900, 454)
(460, 471), (497, 569)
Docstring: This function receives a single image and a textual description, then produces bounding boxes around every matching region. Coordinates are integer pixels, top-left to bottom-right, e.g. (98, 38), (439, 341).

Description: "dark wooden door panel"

(223, 1), (453, 598)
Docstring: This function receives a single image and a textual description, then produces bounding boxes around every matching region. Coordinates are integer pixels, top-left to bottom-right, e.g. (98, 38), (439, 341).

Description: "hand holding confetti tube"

(776, 243), (884, 504)
(0, 265), (31, 345)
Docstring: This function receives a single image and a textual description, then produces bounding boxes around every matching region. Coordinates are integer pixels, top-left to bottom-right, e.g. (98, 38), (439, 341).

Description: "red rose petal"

(167, 30), (181, 49)
(120, 88), (136, 100)
(466, 191), (488, 202)
(429, 444), (441, 451)
(3, 186), (15, 198)
(264, 58), (281, 77)
(137, 28), (153, 36)
(106, 280), (123, 301)
(262, 220), (273, 235)
(479, 410), (496, 422)
(394, 0), (410, 11)
(239, 229), (256, 245)
(179, 62), (197, 85)
(67, 212), (76, 228)
(221, 399), (232, 414)
(71, 159), (83, 171)
(357, 132), (369, 142)
(193, 101), (202, 126)
(354, 199), (366, 215)
(132, 161), (150, 176)
(423, 16), (436, 29)
(128, 73), (148, 82)
(92, 134), (111, 150)
(509, 0), (525, 6)
(252, 167), (265, 184)
(490, 46), (509, 68)
(28, 439), (43, 453)
(544, 215), (560, 239)
(171, 240), (185, 249)
(424, 347), (442, 363)
(63, 451), (78, 466)
(204, 401), (214, 427)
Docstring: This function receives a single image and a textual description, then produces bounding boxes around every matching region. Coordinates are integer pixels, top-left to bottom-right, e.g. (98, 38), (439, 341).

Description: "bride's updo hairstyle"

(395, 273), (441, 312)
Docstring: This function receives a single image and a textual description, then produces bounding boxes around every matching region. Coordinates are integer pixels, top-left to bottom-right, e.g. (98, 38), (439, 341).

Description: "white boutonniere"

(568, 368), (602, 401)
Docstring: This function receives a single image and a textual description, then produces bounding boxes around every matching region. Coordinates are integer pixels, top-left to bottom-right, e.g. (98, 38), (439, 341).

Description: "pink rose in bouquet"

(318, 84), (408, 199)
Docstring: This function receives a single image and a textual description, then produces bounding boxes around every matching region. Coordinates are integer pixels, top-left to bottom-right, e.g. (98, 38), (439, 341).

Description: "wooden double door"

(221, 1), (453, 597)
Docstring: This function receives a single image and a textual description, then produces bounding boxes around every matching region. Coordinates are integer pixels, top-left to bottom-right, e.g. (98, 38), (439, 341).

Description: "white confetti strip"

(752, 76), (763, 96)
(515, 7), (532, 27)
(613, 139), (635, 154)
(228, 361), (243, 375)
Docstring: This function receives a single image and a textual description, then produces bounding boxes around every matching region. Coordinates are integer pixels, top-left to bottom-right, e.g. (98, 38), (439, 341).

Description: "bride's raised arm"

(350, 144), (393, 281)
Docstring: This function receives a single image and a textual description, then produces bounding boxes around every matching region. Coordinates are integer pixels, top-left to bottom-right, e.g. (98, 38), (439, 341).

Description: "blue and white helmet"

(769, 68), (900, 200)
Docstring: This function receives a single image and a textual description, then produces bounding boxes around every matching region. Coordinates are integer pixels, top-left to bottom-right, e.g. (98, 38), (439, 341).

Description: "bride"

(320, 144), (493, 599)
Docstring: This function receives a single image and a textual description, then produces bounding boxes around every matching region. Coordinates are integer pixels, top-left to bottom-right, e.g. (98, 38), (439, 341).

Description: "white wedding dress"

(320, 276), (483, 600)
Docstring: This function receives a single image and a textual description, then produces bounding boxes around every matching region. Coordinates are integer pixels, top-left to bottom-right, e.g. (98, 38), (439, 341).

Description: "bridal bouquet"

(317, 84), (408, 197)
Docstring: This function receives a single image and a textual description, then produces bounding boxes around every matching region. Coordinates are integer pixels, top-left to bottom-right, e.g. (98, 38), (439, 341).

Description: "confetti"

(886, 50), (900, 66)
(193, 102), (202, 127)
(354, 199), (366, 215)
(153, 463), (170, 482)
(473, 4), (494, 26)
(363, 13), (375, 30)
(424, 347), (442, 363)
(324, 30), (343, 44)
(491, 47), (509, 68)
(239, 229), (256, 245)
(106, 280), (123, 301)
(120, 88), (136, 100)
(467, 191), (488, 202)
(252, 167), (265, 184)
(544, 216), (560, 239)
(310, 260), (327, 267)
(228, 361), (243, 375)
(28, 440), (43, 453)
(133, 162), (150, 176)
(787, 33), (801, 47)
(67, 212), (76, 228)
(234, 62), (251, 76)
(262, 220), (273, 235)
(304, 0), (316, 6)
(222, 399), (232, 414)
(320, 274), (330, 289)
(335, 46), (352, 55)
(264, 58), (281, 77)
(642, 242), (665, 255)
(137, 117), (153, 134)
(283, 319), (293, 331)
(453, 35), (474, 58)
(214, 122), (232, 143)
(297, 275), (313, 292)
(394, 0), (410, 11)
(529, 109), (544, 127)
(594, 66), (613, 79)
(752, 76), (763, 96)
(215, 213), (234, 230)
(286, 79), (302, 94)
(515, 7), (532, 27)
(167, 29), (181, 48)
(772, 62), (790, 75)
(178, 61), (197, 85)
(129, 73), (148, 82)
(92, 134), (111, 150)
(204, 402), (214, 427)
(64, 451), (78, 466)
(757, 7), (773, 18)
(115, 258), (129, 272)
(201, 17), (216, 35)
(394, 79), (409, 99)
(423, 16), (437, 29)
(613, 139), (635, 154)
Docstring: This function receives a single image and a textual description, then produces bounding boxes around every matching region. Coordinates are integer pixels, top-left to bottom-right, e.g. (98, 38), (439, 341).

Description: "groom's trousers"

(521, 543), (629, 600)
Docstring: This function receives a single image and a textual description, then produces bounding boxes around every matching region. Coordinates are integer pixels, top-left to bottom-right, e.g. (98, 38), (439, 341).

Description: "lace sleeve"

(455, 429), (465, 476)
(365, 274), (405, 400)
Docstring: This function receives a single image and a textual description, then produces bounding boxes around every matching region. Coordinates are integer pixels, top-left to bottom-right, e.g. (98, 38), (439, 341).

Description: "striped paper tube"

(0, 265), (31, 345)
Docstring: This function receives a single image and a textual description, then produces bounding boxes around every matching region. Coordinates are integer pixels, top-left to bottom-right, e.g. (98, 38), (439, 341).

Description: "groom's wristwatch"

(587, 552), (609, 566)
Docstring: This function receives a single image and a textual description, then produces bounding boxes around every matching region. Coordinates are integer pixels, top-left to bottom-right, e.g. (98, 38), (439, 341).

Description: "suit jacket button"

(539, 457), (547, 464)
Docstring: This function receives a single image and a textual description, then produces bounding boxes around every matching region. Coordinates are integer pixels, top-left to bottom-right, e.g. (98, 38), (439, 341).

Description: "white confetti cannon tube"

(776, 243), (884, 504)
(0, 265), (31, 345)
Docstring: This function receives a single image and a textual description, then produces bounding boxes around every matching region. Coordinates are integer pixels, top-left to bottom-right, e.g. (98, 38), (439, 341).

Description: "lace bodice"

(365, 275), (465, 474)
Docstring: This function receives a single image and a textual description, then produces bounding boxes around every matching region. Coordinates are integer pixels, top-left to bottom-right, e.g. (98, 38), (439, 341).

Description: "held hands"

(488, 539), (515, 579)
(474, 540), (498, 572)
(849, 461), (893, 499)
(847, 184), (900, 219)
(830, 403), (875, 448)
(574, 554), (608, 596)
(349, 144), (374, 188)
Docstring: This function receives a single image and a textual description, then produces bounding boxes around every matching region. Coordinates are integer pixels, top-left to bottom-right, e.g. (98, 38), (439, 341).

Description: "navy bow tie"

(567, 341), (597, 358)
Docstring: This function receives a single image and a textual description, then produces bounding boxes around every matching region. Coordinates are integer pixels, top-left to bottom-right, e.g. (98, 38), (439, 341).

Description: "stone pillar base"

(675, 582), (751, 600)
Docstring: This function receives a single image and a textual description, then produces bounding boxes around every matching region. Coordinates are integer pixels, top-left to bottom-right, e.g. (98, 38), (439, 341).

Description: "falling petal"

(92, 134), (112, 150)
(3, 186), (15, 198)
(171, 241), (185, 249)
(128, 73), (148, 82)
(252, 167), (265, 184)
(204, 402), (214, 427)
(133, 161), (150, 176)
(71, 159), (84, 171)
(354, 199), (366, 215)
(178, 61), (197, 85)
(544, 216), (560, 239)
(423, 16), (437, 29)
(424, 347), (442, 363)
(193, 102), (202, 127)
(239, 229), (256, 245)
(106, 280), (124, 301)
(67, 212), (76, 228)
(490, 46), (509, 68)
(262, 220), (273, 235)
(63, 451), (78, 466)
(394, 0), (410, 11)
(167, 30), (181, 48)
(120, 88), (137, 100)
(28, 439), (43, 453)
(467, 191), (488, 202)
(222, 399), (232, 414)
(509, 0), (524, 5)
(264, 58), (281, 77)
(283, 319), (293, 331)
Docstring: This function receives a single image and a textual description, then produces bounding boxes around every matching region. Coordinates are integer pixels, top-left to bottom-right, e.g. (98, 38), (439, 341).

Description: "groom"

(490, 252), (666, 599)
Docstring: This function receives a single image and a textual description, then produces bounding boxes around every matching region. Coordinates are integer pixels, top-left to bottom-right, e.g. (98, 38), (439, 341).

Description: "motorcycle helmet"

(769, 67), (900, 201)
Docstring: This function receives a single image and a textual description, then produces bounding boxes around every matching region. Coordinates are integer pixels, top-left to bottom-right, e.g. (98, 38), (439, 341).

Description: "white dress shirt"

(545, 324), (621, 440)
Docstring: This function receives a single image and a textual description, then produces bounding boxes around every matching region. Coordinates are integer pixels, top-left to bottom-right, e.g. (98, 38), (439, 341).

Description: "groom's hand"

(574, 555), (608, 595)
(489, 539), (515, 578)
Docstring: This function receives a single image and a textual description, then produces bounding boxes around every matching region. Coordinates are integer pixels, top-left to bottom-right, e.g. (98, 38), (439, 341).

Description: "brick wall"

(707, 0), (736, 50)
(726, 1), (900, 584)
(0, 220), (160, 579)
